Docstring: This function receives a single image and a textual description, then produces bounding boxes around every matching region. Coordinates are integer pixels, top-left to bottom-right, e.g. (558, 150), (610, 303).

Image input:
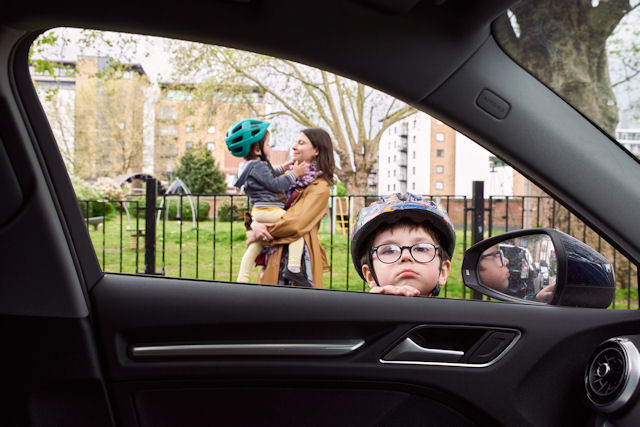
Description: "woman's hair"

(301, 128), (335, 185)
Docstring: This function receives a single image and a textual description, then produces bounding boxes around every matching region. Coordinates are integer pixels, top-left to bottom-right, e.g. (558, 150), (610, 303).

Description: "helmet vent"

(585, 337), (640, 413)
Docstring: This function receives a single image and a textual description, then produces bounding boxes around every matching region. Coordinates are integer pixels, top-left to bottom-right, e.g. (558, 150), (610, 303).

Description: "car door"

(2, 1), (640, 426)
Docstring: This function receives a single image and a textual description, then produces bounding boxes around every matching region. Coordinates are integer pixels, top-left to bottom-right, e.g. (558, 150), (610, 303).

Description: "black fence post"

(471, 181), (485, 300)
(144, 178), (157, 275)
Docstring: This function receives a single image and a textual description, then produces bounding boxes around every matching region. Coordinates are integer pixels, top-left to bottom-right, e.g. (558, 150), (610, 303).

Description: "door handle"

(382, 337), (464, 363)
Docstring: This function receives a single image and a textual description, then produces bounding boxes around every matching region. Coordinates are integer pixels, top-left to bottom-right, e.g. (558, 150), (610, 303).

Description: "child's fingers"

(371, 285), (420, 297)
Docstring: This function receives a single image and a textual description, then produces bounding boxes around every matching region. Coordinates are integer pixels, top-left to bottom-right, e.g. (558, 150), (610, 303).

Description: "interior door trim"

(130, 339), (365, 358)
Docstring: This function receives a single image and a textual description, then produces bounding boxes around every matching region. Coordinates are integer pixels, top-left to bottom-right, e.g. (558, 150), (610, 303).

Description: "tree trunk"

(495, 0), (634, 296)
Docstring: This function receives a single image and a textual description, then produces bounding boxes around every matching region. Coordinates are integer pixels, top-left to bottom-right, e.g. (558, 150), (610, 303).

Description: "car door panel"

(91, 274), (640, 426)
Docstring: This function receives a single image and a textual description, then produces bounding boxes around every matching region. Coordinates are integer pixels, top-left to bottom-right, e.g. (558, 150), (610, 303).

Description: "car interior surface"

(2, 0), (640, 426)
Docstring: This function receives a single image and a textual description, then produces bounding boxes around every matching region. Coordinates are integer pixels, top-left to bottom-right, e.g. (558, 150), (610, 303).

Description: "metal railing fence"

(79, 192), (638, 309)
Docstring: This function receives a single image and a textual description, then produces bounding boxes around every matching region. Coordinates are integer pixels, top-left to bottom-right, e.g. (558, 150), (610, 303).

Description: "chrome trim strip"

(131, 339), (365, 358)
(379, 326), (521, 368)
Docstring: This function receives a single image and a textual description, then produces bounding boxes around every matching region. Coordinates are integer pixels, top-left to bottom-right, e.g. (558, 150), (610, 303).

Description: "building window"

(393, 155), (396, 162)
(436, 132), (445, 141)
(159, 125), (177, 136)
(388, 142), (391, 149)
(393, 169), (396, 176)
(186, 124), (195, 133)
(412, 167), (416, 174)
(412, 182), (416, 190)
(185, 141), (194, 149)
(208, 125), (216, 134)
(160, 105), (176, 119)
(207, 142), (215, 151)
(393, 184), (396, 191)
(435, 181), (444, 190)
(388, 156), (391, 163)
(118, 122), (125, 130)
(412, 151), (416, 159)
(436, 120), (443, 125)
(412, 136), (416, 144)
(437, 149), (444, 158)
(387, 185), (390, 191)
(387, 170), (390, 177)
(436, 165), (444, 174)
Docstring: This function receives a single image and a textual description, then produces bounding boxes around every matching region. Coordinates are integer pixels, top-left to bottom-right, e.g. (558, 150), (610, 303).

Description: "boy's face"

(478, 244), (510, 292)
(361, 224), (450, 295)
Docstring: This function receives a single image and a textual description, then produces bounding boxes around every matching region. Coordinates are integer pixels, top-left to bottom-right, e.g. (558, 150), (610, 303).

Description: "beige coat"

(258, 178), (331, 287)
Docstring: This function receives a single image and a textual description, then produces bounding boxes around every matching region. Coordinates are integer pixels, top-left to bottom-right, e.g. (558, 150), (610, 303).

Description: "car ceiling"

(4, 0), (640, 266)
(5, 0), (513, 102)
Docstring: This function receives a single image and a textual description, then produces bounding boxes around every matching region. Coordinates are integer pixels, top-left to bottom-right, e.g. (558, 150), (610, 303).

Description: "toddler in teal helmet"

(226, 119), (310, 285)
(351, 193), (455, 297)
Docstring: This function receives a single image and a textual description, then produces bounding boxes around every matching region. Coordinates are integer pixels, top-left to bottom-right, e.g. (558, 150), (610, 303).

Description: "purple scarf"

(285, 163), (323, 209)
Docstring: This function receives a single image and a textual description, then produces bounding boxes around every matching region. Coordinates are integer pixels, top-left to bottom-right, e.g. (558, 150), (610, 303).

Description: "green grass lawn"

(88, 216), (470, 295)
(87, 216), (637, 308)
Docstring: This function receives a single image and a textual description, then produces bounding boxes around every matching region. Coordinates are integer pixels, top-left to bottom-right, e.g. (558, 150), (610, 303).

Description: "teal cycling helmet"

(225, 119), (270, 158)
(351, 193), (455, 295)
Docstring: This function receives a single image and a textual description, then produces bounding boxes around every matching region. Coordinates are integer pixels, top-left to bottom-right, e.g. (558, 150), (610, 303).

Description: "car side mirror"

(461, 228), (615, 308)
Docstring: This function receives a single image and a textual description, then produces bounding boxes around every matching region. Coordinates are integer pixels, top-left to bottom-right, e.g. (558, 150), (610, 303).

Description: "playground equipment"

(157, 178), (197, 228)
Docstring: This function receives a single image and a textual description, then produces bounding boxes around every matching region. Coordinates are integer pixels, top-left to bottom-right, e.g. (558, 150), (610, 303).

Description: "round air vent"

(585, 337), (640, 413)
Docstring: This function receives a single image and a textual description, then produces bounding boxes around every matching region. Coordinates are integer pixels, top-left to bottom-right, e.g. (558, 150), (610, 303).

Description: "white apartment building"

(378, 112), (506, 197)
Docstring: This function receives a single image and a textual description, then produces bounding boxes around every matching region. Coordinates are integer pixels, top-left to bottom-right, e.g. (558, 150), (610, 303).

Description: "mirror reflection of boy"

(479, 244), (555, 302)
(478, 245), (510, 293)
(350, 193), (455, 297)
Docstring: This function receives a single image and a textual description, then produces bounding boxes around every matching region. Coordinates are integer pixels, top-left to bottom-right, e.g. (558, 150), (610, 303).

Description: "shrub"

(217, 203), (248, 222)
(78, 200), (115, 218)
(163, 199), (210, 221)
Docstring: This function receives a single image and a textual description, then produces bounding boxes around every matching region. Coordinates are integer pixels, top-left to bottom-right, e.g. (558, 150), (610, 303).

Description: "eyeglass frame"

(479, 248), (505, 267)
(370, 242), (441, 264)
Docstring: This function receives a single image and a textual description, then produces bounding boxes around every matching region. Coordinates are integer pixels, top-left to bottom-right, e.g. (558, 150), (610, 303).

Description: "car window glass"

(493, 1), (640, 157)
(29, 27), (637, 308)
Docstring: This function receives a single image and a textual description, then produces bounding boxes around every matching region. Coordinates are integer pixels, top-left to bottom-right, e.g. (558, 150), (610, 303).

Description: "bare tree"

(169, 42), (415, 194)
(495, 1), (640, 291)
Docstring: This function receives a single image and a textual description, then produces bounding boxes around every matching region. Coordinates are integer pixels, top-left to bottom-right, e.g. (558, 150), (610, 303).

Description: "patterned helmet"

(225, 119), (270, 157)
(351, 192), (456, 281)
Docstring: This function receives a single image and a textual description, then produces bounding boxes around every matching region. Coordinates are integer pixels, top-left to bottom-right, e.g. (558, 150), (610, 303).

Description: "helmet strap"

(366, 251), (381, 287)
(258, 146), (275, 173)
(430, 251), (444, 297)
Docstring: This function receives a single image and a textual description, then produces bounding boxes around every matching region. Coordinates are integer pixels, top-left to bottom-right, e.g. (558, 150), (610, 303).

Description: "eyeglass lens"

(374, 243), (438, 264)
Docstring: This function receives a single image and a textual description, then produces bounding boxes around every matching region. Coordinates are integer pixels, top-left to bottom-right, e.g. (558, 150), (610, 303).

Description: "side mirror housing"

(462, 228), (615, 308)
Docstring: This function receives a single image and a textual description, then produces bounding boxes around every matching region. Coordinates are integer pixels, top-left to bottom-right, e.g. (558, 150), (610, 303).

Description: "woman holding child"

(228, 122), (334, 288)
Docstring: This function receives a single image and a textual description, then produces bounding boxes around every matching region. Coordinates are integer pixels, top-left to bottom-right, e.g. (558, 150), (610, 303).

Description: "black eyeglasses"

(371, 242), (440, 264)
(480, 249), (505, 267)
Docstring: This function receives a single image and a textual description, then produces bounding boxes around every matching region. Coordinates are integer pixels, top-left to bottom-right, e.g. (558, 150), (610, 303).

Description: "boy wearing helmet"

(351, 193), (455, 297)
(226, 119), (309, 285)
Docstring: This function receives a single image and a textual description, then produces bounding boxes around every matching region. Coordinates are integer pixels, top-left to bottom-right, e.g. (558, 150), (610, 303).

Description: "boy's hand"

(291, 161), (308, 177)
(280, 160), (294, 170)
(369, 284), (421, 297)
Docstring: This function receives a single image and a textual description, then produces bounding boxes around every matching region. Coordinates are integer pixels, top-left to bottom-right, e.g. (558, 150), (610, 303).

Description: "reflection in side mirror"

(477, 235), (556, 302)
(462, 228), (615, 308)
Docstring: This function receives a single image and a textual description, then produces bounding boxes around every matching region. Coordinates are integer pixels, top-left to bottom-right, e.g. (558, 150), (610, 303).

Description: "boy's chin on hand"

(369, 284), (421, 297)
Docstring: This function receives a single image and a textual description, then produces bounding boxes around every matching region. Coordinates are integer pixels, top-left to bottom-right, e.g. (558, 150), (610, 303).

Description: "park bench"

(85, 216), (106, 230)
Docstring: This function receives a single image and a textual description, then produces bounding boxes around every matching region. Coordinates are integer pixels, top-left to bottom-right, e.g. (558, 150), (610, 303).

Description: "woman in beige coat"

(247, 128), (335, 288)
